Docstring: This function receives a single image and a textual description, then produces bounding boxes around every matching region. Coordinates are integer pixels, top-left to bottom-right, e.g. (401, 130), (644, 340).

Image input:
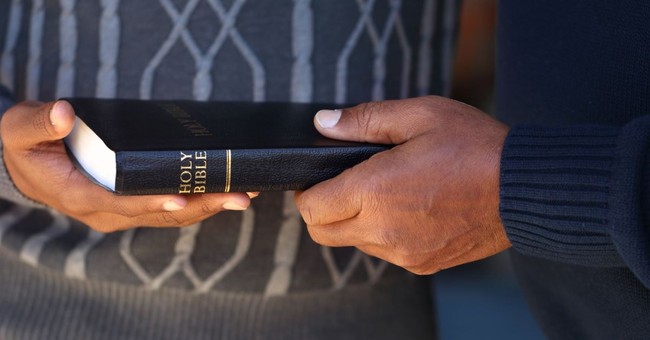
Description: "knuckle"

(32, 113), (47, 135)
(33, 105), (54, 137)
(200, 201), (216, 214)
(305, 226), (330, 246)
(305, 207), (317, 226)
(159, 212), (183, 226)
(110, 199), (135, 217)
(296, 197), (316, 225)
(356, 102), (385, 140)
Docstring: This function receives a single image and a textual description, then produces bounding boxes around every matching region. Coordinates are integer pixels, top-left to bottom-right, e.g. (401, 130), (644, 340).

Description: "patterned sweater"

(0, 1), (459, 339)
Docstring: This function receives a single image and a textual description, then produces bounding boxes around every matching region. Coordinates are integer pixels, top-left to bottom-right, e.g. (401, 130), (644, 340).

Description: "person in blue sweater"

(0, 0), (647, 338)
(295, 0), (650, 338)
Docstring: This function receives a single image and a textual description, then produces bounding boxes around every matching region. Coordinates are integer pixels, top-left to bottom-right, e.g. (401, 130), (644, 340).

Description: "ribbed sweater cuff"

(500, 125), (624, 267)
(0, 85), (46, 209)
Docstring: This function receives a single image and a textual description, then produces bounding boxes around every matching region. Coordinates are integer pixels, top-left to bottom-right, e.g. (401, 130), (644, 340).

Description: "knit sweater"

(497, 0), (650, 338)
(0, 1), (460, 339)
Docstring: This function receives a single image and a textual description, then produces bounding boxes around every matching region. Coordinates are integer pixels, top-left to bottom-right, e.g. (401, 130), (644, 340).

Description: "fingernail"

(50, 101), (72, 130)
(49, 101), (64, 126)
(246, 192), (260, 199)
(222, 201), (247, 211)
(315, 109), (342, 129)
(163, 199), (186, 211)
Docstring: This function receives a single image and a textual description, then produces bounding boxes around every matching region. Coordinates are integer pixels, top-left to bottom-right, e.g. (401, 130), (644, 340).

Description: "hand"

(1, 100), (251, 232)
(295, 96), (511, 274)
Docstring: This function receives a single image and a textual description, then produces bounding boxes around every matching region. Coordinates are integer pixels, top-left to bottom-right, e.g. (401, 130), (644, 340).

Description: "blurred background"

(433, 0), (544, 339)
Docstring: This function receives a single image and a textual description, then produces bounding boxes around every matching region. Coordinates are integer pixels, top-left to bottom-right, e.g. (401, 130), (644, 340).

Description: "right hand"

(0, 100), (251, 232)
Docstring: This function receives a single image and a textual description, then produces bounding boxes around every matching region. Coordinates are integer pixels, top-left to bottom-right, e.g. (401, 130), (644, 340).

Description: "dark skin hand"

(1, 100), (252, 232)
(295, 96), (511, 274)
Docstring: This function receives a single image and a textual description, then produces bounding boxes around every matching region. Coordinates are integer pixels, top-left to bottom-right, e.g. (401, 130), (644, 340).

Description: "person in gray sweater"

(0, 1), (459, 339)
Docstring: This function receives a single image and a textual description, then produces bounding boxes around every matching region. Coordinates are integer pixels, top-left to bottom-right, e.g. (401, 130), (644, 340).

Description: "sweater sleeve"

(500, 115), (650, 288)
(0, 85), (46, 208)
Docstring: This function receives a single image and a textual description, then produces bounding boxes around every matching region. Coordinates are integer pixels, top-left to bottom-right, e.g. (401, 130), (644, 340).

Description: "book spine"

(114, 146), (386, 195)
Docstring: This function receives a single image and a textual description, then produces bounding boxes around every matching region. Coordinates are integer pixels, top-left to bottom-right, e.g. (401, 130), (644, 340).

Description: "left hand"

(294, 96), (511, 274)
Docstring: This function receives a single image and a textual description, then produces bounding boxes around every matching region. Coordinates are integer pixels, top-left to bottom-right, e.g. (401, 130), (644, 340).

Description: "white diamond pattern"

(0, 0), (449, 292)
(322, 246), (388, 290)
(20, 210), (70, 267)
(0, 205), (32, 244)
(119, 208), (255, 292)
(140, 0), (265, 101)
(335, 0), (411, 103)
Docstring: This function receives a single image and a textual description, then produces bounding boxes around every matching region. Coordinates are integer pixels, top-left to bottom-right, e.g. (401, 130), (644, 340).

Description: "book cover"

(63, 98), (388, 195)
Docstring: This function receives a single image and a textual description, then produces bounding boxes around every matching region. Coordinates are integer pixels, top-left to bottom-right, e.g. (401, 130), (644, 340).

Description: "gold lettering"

(180, 170), (193, 183)
(158, 103), (214, 137)
(180, 152), (193, 170)
(179, 183), (191, 194)
(180, 151), (193, 161)
(178, 150), (209, 194)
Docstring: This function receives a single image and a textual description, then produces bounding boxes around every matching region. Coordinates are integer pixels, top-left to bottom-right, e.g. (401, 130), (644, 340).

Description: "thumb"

(314, 99), (429, 145)
(2, 100), (76, 149)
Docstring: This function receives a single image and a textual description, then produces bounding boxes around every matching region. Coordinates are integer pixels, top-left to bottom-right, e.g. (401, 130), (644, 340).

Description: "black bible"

(63, 98), (388, 195)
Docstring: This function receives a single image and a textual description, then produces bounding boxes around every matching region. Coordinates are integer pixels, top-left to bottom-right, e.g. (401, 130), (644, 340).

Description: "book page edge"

(64, 117), (116, 191)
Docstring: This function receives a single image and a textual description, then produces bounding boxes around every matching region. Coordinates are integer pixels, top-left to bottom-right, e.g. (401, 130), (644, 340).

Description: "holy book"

(63, 98), (388, 195)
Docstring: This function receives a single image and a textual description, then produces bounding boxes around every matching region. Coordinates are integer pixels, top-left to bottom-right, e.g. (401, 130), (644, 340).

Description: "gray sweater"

(0, 1), (458, 339)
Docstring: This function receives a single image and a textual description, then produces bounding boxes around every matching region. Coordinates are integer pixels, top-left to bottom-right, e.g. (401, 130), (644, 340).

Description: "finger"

(294, 172), (364, 226)
(63, 169), (250, 218)
(76, 192), (251, 231)
(313, 97), (433, 145)
(103, 191), (249, 217)
(133, 192), (250, 228)
(1, 100), (75, 149)
(186, 192), (251, 212)
(305, 220), (366, 247)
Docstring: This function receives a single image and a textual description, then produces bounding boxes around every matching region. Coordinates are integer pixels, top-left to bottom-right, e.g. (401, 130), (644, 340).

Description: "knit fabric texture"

(0, 0), (460, 338)
(496, 0), (650, 337)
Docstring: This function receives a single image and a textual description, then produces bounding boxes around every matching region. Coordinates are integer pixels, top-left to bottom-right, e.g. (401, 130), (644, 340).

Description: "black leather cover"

(64, 98), (388, 194)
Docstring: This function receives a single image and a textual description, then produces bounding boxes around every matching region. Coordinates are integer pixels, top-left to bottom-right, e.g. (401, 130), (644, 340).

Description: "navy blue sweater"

(497, 0), (650, 338)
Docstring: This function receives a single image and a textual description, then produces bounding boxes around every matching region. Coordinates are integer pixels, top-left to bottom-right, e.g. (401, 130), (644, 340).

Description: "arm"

(295, 96), (650, 288)
(501, 116), (650, 286)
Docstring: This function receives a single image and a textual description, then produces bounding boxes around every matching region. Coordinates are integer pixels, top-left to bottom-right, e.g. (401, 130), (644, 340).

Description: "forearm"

(500, 115), (650, 287)
(0, 84), (45, 208)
